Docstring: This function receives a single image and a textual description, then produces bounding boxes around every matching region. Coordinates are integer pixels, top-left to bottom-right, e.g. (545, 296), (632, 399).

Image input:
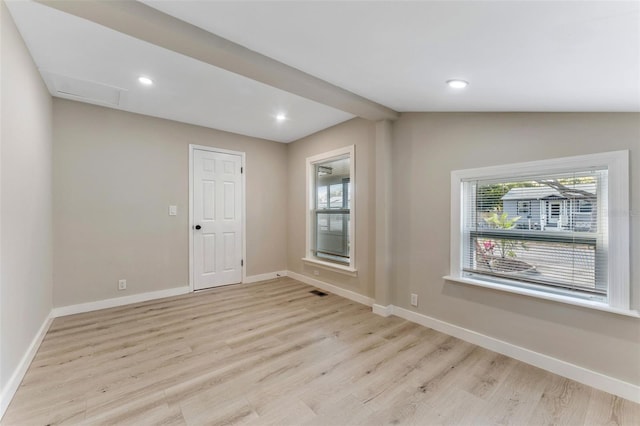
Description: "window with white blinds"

(462, 169), (607, 301)
(448, 151), (631, 313)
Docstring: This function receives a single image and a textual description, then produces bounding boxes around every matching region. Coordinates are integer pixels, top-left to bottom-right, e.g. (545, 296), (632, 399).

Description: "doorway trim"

(188, 144), (246, 292)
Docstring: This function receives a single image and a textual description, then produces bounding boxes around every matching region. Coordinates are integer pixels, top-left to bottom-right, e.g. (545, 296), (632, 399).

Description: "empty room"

(1, 0), (639, 424)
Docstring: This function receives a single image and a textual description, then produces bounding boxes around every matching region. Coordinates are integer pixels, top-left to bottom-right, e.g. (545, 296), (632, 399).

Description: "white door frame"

(189, 144), (246, 292)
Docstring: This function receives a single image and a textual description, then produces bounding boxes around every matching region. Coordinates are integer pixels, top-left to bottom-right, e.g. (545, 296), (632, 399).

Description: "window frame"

(516, 200), (531, 216)
(303, 145), (357, 275)
(445, 150), (634, 316)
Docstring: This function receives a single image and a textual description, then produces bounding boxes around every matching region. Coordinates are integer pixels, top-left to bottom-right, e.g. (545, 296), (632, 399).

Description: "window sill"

(302, 257), (358, 276)
(443, 275), (640, 318)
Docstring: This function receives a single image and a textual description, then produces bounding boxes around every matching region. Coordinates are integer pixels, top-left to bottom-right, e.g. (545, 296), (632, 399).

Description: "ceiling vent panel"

(43, 71), (125, 106)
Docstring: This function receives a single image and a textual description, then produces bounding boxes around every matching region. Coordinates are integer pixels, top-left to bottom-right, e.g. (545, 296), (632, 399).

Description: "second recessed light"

(276, 113), (287, 121)
(138, 76), (154, 86)
(447, 79), (469, 89)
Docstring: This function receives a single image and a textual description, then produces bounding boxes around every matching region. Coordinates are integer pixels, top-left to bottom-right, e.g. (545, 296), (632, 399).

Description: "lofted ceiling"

(6, 1), (640, 143)
(143, 0), (640, 112)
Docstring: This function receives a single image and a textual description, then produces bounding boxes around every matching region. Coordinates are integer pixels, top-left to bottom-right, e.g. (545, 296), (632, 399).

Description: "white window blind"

(462, 169), (608, 301)
(314, 158), (351, 264)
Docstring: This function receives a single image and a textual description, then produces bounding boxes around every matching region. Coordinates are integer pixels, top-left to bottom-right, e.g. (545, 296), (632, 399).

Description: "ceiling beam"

(35, 0), (399, 121)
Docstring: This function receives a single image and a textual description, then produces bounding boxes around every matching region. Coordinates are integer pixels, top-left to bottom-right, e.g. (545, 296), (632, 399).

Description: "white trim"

(444, 275), (640, 318)
(372, 304), (394, 317)
(189, 144), (246, 292)
(305, 145), (356, 270)
(243, 270), (288, 284)
(50, 286), (190, 318)
(305, 145), (356, 171)
(376, 305), (640, 403)
(450, 150), (629, 182)
(606, 150), (630, 309)
(287, 270), (373, 307)
(189, 145), (194, 291)
(301, 257), (358, 276)
(0, 315), (53, 418)
(450, 175), (464, 279)
(450, 150), (631, 311)
(240, 150), (247, 286)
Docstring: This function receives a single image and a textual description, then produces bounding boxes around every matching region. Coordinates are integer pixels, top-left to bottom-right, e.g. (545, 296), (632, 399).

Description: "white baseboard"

(372, 304), (394, 317)
(382, 305), (640, 404)
(0, 314), (53, 419)
(51, 286), (190, 318)
(244, 270), (288, 284)
(287, 270), (374, 307)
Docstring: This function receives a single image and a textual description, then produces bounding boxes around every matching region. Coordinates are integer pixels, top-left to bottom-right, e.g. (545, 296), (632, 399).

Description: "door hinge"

(240, 167), (243, 174)
(241, 259), (244, 267)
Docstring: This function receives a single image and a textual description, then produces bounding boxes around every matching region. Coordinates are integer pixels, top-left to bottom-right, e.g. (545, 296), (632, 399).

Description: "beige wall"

(287, 118), (376, 297)
(53, 99), (288, 307)
(0, 0), (53, 394)
(391, 112), (640, 385)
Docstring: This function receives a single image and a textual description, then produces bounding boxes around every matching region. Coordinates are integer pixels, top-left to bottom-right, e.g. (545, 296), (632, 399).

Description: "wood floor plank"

(528, 374), (592, 425)
(583, 391), (640, 426)
(245, 397), (316, 426)
(2, 277), (638, 425)
(475, 362), (552, 425)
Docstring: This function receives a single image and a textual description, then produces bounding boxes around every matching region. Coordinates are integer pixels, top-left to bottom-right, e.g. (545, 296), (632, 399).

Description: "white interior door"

(192, 149), (243, 290)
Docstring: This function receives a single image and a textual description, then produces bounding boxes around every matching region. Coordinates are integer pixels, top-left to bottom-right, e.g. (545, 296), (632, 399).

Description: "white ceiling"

(6, 1), (640, 144)
(145, 0), (640, 112)
(5, 1), (354, 143)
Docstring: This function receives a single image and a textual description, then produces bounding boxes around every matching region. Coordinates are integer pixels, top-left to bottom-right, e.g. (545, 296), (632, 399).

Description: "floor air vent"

(310, 290), (328, 297)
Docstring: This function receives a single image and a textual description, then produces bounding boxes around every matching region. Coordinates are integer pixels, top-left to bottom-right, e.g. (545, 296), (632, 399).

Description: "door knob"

(195, 225), (201, 230)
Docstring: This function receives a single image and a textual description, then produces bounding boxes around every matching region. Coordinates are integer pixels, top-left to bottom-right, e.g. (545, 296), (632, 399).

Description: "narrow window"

(305, 146), (355, 272)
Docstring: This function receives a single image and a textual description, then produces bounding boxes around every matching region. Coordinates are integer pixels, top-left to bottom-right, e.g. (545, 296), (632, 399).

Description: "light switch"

(169, 205), (177, 216)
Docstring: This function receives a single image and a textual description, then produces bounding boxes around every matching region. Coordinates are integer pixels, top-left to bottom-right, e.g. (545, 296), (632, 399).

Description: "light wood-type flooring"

(3, 277), (639, 425)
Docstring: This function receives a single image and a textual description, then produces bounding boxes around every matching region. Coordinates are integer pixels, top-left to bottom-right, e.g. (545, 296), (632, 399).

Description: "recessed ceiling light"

(447, 79), (469, 89)
(275, 113), (287, 121)
(138, 76), (154, 86)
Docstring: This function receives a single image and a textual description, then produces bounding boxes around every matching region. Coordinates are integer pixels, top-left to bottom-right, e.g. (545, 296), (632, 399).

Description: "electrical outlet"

(410, 293), (418, 306)
(118, 279), (127, 291)
(168, 205), (177, 216)
(313, 270), (320, 276)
